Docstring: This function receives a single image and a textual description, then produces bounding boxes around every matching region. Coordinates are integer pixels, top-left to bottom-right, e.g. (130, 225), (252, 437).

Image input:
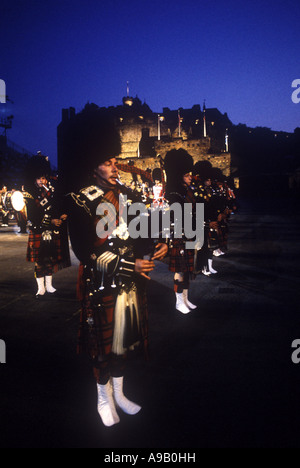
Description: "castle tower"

(123, 81), (133, 107)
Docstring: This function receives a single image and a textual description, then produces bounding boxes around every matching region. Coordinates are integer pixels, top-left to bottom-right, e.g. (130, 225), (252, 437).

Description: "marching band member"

(63, 110), (168, 427)
(210, 168), (229, 257)
(24, 154), (70, 297)
(194, 161), (225, 275)
(202, 174), (221, 272)
(164, 149), (197, 314)
(14, 186), (28, 234)
(152, 167), (164, 205)
(0, 186), (9, 227)
(192, 171), (214, 276)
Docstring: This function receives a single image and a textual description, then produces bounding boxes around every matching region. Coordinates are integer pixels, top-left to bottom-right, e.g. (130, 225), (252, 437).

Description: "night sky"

(0, 0), (299, 167)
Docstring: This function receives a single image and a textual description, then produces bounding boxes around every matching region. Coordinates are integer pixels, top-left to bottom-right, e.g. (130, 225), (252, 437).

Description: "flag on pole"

(178, 109), (181, 137)
(203, 100), (207, 138)
(203, 114), (207, 138)
(157, 115), (164, 140)
(225, 129), (229, 152)
(158, 114), (161, 141)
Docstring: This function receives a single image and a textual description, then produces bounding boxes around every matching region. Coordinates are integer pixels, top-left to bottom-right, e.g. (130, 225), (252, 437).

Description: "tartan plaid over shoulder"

(67, 185), (149, 361)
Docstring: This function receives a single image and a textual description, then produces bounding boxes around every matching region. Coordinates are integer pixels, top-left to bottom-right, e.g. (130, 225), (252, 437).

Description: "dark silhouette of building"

(57, 94), (300, 195)
(0, 135), (33, 188)
(57, 95), (232, 186)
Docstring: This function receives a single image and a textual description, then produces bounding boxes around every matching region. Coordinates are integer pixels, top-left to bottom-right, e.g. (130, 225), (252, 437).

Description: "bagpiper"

(193, 161), (219, 276)
(63, 109), (168, 427)
(209, 168), (229, 257)
(164, 149), (197, 314)
(23, 153), (70, 297)
(0, 186), (9, 227)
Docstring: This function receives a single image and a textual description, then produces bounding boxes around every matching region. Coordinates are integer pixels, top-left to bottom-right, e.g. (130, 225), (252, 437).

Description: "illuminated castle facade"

(57, 94), (232, 181)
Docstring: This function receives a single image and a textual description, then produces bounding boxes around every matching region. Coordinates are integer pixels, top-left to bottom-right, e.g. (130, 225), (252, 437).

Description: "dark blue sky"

(0, 0), (299, 167)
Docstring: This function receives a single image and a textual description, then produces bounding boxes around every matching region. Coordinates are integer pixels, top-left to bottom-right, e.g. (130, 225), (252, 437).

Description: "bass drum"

(4, 191), (25, 212)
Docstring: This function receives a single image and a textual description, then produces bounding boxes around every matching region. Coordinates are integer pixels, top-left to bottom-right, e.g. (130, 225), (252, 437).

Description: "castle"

(57, 94), (232, 185)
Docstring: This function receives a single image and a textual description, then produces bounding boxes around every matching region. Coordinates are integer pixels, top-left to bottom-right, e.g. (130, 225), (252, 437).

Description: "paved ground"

(1, 196), (300, 448)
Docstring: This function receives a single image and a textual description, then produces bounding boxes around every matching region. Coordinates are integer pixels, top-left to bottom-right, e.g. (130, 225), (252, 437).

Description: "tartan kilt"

(77, 270), (149, 361)
(169, 239), (194, 273)
(26, 230), (64, 272)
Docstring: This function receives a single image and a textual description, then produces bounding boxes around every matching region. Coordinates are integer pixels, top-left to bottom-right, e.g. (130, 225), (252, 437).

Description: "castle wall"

(117, 118), (231, 180)
(154, 137), (211, 158)
(117, 152), (231, 186)
(118, 120), (163, 159)
(58, 100), (232, 186)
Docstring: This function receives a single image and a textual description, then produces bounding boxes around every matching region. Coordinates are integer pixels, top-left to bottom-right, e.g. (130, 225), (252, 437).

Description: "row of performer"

(7, 111), (238, 428)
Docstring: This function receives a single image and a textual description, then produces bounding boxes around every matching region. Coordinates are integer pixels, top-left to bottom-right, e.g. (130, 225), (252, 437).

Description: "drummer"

(13, 187), (28, 234)
(23, 154), (71, 297)
(0, 186), (9, 227)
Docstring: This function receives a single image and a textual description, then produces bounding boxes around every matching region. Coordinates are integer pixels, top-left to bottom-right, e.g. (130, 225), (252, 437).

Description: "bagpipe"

(117, 162), (153, 183)
(117, 158), (166, 188)
(116, 158), (166, 204)
(115, 160), (173, 252)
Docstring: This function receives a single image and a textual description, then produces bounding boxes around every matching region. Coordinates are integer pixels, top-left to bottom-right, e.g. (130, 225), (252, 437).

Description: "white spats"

(175, 292), (191, 314)
(112, 377), (142, 416)
(97, 381), (120, 427)
(208, 259), (218, 274)
(182, 289), (197, 310)
(36, 277), (46, 296)
(45, 276), (56, 293)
